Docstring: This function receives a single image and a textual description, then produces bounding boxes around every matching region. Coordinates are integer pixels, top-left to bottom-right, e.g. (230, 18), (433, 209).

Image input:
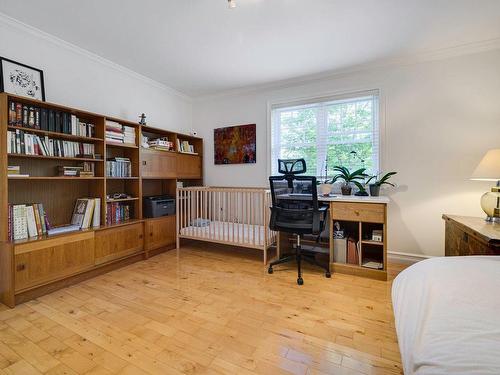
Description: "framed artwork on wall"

(214, 123), (256, 164)
(0, 57), (45, 101)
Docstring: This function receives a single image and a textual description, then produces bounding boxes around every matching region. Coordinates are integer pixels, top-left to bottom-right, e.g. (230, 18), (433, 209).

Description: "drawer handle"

(16, 264), (26, 272)
(142, 161), (147, 166)
(354, 211), (360, 216)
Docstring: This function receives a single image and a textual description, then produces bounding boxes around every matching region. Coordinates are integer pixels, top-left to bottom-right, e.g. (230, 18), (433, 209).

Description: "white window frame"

(267, 89), (385, 178)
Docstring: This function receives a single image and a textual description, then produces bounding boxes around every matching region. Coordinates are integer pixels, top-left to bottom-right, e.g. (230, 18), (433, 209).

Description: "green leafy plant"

(366, 172), (397, 187)
(330, 166), (368, 186)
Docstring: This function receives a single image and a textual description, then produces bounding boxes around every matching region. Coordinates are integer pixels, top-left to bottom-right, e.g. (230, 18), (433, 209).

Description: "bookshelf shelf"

(106, 176), (139, 180)
(8, 153), (103, 162)
(8, 176), (104, 180)
(106, 197), (139, 203)
(361, 240), (384, 246)
(94, 219), (144, 231)
(7, 125), (103, 143)
(106, 142), (138, 149)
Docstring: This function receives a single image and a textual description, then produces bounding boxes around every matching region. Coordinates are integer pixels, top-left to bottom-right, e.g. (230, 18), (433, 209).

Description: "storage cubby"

(8, 179), (104, 228)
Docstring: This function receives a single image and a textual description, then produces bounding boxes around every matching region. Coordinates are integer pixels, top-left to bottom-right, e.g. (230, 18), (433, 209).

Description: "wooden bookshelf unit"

(0, 93), (203, 307)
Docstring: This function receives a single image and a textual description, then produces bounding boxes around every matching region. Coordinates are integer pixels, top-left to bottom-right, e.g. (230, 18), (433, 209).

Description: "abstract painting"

(214, 124), (256, 164)
(0, 57), (45, 101)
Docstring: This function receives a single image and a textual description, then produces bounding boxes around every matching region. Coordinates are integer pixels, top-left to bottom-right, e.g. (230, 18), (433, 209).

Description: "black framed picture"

(0, 57), (45, 101)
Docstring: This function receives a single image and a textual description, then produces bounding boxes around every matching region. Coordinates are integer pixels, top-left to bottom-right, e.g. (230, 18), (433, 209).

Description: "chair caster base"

(268, 267), (273, 274)
(325, 272), (331, 278)
(297, 277), (304, 285)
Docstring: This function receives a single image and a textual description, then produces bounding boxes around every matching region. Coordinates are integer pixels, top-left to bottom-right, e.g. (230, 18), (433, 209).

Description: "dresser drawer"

(331, 202), (385, 223)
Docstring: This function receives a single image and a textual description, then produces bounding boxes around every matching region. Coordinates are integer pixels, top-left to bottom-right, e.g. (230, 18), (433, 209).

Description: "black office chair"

(268, 159), (330, 285)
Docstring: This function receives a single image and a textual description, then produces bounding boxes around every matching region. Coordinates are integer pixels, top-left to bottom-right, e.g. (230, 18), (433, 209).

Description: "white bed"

(392, 256), (500, 375)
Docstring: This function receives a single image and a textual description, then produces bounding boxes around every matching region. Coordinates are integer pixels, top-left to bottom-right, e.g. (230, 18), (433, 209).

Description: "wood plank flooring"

(0, 242), (407, 375)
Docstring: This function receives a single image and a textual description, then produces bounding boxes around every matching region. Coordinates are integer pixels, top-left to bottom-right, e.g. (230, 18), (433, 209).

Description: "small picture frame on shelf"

(0, 57), (45, 101)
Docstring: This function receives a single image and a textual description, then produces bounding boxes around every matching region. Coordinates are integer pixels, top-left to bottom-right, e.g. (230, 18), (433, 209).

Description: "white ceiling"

(1, 0), (500, 97)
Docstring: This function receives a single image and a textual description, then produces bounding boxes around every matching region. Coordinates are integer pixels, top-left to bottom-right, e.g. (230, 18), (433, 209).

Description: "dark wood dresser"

(443, 215), (500, 256)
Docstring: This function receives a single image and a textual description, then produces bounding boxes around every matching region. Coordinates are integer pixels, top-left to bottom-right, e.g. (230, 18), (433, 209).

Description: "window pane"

(279, 145), (317, 175)
(271, 93), (379, 178)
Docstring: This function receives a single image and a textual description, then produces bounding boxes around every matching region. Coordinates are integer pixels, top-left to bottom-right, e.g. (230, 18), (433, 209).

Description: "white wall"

(0, 15), (192, 131)
(193, 49), (500, 257)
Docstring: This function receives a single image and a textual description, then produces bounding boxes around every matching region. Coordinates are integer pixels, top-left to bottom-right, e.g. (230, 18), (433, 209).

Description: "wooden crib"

(176, 186), (277, 264)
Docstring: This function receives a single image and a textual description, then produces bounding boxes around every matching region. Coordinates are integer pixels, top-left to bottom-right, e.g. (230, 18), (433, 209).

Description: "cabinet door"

(145, 216), (176, 251)
(14, 232), (95, 292)
(95, 223), (144, 265)
(141, 149), (177, 178)
(176, 154), (202, 179)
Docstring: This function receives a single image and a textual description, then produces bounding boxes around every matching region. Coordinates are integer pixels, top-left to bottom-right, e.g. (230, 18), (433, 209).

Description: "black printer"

(143, 195), (175, 218)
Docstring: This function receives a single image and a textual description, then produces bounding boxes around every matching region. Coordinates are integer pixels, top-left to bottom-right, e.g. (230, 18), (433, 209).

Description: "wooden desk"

(277, 195), (389, 281)
(443, 215), (500, 256)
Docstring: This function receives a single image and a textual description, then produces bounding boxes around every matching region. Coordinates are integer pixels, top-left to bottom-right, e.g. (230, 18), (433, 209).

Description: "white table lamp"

(470, 149), (500, 222)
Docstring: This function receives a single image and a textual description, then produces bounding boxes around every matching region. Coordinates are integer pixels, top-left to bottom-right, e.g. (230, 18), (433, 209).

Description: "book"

(47, 224), (80, 236)
(33, 203), (43, 236)
(71, 199), (89, 227)
(81, 199), (95, 229)
(13, 205), (28, 240)
(26, 205), (38, 238)
(92, 198), (101, 227)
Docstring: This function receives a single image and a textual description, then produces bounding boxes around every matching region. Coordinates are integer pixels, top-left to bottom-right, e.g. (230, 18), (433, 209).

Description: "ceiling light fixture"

(228, 0), (236, 9)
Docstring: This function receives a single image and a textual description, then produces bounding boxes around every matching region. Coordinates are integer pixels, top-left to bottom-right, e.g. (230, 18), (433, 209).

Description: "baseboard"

(388, 251), (432, 265)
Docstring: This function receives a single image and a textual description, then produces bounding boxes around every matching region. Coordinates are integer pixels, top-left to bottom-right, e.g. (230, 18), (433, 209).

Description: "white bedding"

(180, 220), (267, 246)
(392, 256), (500, 375)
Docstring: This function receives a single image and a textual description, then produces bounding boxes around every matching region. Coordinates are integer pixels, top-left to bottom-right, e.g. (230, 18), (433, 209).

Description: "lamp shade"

(470, 149), (500, 181)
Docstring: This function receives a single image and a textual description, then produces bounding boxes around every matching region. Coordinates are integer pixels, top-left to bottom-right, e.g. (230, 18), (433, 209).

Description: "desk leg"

(329, 205), (333, 272)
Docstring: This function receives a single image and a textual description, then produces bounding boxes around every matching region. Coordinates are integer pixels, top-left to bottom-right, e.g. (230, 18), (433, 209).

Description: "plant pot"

(341, 184), (352, 196)
(369, 184), (380, 196)
(319, 183), (332, 196)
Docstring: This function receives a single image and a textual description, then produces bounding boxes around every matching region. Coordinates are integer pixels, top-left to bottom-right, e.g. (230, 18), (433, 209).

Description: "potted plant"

(331, 166), (368, 196)
(317, 156), (332, 196)
(366, 172), (397, 196)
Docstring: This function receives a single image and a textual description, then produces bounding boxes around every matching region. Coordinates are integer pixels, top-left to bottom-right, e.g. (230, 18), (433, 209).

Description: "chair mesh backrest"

(269, 174), (320, 234)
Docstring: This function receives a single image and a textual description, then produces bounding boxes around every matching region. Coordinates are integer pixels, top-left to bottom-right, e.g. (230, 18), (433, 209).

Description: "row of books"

(177, 139), (196, 154)
(146, 137), (175, 152)
(8, 203), (51, 241)
(71, 198), (101, 229)
(106, 202), (131, 225)
(7, 165), (29, 178)
(106, 121), (136, 145)
(8, 101), (96, 138)
(7, 129), (95, 158)
(106, 157), (132, 177)
(58, 163), (95, 177)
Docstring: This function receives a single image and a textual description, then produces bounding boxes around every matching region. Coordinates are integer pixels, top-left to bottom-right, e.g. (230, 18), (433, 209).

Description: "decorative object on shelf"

(371, 229), (383, 242)
(331, 166), (368, 196)
(214, 123), (256, 164)
(189, 130), (198, 136)
(0, 57), (45, 101)
(366, 171), (397, 197)
(177, 138), (197, 154)
(470, 149), (500, 222)
(139, 113), (147, 126)
(228, 0), (236, 8)
(318, 155), (332, 196)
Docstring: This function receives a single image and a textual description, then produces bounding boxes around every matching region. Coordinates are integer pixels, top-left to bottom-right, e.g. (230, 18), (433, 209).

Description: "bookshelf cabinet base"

(0, 220), (178, 308)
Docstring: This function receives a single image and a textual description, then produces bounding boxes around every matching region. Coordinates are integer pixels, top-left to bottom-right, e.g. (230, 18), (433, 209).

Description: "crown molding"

(195, 37), (500, 101)
(0, 12), (191, 101)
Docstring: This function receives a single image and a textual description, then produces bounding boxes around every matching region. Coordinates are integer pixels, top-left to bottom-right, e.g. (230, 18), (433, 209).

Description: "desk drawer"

(331, 202), (385, 223)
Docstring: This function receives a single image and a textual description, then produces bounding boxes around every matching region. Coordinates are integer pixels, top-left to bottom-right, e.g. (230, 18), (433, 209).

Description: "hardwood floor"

(0, 242), (407, 375)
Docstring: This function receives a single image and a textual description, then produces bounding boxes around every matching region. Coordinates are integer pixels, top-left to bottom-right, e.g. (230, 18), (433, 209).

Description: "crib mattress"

(179, 220), (267, 247)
